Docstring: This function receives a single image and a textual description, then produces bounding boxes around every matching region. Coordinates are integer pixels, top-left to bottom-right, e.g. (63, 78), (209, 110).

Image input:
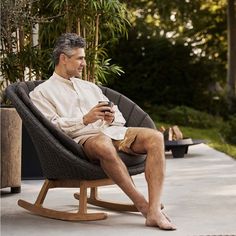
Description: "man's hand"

(104, 109), (115, 124)
(83, 102), (115, 125)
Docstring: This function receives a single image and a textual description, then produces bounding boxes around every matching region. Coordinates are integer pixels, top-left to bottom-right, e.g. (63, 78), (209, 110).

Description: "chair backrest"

(99, 86), (156, 128)
(15, 81), (87, 159)
(6, 81), (156, 180)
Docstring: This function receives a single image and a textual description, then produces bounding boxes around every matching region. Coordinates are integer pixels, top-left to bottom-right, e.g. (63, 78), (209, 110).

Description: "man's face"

(63, 48), (86, 78)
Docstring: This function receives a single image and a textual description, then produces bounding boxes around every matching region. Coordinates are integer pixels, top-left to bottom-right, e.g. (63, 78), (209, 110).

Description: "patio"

(1, 143), (236, 236)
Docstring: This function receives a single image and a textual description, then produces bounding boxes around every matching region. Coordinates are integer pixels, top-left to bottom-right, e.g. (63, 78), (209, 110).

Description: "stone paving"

(1, 144), (236, 236)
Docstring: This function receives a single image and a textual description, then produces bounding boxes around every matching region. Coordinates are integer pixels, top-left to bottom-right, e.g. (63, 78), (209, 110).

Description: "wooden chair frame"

(18, 178), (138, 221)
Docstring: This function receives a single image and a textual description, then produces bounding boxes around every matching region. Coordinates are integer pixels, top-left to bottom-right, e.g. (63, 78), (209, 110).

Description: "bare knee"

(85, 135), (117, 162)
(144, 131), (165, 174)
(145, 130), (164, 151)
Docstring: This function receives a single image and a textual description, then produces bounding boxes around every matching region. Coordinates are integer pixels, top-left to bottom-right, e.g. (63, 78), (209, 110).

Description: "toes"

(159, 212), (177, 230)
(145, 212), (177, 231)
(159, 222), (177, 231)
(146, 220), (176, 231)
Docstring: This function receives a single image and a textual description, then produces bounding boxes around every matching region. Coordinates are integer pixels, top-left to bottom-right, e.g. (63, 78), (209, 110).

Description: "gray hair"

(53, 33), (86, 65)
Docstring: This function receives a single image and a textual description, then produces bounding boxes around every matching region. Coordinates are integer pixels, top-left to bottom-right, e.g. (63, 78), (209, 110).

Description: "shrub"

(219, 116), (236, 145)
(154, 105), (223, 129)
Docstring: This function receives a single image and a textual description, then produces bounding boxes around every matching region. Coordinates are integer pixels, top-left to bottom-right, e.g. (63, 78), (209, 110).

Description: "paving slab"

(1, 144), (236, 236)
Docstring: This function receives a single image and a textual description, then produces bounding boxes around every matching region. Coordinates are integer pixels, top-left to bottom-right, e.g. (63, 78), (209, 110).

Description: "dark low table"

(165, 138), (205, 158)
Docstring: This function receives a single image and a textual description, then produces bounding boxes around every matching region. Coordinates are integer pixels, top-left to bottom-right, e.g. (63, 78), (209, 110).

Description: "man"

(30, 33), (176, 230)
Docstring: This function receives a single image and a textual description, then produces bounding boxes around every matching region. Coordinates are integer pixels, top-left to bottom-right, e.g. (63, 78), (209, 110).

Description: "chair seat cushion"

(118, 152), (146, 166)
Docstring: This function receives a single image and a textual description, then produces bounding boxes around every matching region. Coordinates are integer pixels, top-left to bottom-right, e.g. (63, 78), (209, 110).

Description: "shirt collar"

(52, 72), (74, 85)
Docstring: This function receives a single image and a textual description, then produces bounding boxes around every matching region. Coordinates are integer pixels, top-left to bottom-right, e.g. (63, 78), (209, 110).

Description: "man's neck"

(54, 67), (70, 80)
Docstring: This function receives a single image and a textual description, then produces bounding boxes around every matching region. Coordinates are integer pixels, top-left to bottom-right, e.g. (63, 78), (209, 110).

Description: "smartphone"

(98, 101), (113, 107)
(98, 101), (113, 112)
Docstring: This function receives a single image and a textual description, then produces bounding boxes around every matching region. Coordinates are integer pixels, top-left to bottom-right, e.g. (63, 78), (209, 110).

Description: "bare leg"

(83, 134), (148, 213)
(83, 131), (176, 230)
(129, 128), (176, 230)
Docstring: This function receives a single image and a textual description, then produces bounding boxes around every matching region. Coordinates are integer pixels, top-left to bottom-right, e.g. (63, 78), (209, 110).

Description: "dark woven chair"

(6, 81), (156, 221)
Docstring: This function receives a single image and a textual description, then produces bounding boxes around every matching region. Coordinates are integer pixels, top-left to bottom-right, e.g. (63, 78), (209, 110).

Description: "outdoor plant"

(220, 115), (236, 145)
(0, 0), (45, 104)
(1, 0), (130, 105)
(154, 105), (223, 129)
(39, 0), (130, 83)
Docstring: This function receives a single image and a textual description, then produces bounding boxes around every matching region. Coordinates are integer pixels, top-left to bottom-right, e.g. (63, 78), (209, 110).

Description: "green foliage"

(108, 36), (220, 111)
(95, 59), (124, 84)
(1, 0), (129, 102)
(151, 105), (223, 129)
(167, 122), (236, 159)
(124, 0), (227, 77)
(1, 52), (22, 84)
(219, 116), (236, 145)
(42, 0), (130, 82)
(107, 0), (228, 114)
(0, 0), (43, 103)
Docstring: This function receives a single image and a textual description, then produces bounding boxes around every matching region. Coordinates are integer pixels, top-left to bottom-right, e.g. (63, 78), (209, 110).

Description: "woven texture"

(6, 81), (156, 180)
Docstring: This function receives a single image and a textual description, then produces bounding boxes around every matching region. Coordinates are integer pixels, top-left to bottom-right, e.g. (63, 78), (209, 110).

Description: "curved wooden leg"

(18, 199), (107, 221)
(74, 186), (165, 212)
(18, 179), (108, 221)
(74, 187), (139, 212)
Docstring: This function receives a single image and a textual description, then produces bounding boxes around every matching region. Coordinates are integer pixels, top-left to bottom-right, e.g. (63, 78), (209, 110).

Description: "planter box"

(1, 107), (22, 193)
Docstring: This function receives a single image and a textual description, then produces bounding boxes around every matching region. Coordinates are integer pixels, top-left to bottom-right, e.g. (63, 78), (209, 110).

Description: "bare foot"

(145, 211), (176, 231)
(136, 203), (148, 218)
(137, 203), (164, 218)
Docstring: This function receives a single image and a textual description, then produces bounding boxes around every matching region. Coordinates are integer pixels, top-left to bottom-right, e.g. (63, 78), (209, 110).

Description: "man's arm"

(29, 90), (86, 136)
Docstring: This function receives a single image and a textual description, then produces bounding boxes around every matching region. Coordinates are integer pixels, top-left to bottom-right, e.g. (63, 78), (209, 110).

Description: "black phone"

(98, 101), (113, 112)
(98, 101), (113, 107)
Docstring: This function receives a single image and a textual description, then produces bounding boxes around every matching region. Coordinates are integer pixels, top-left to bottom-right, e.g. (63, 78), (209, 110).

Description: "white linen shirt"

(29, 72), (128, 143)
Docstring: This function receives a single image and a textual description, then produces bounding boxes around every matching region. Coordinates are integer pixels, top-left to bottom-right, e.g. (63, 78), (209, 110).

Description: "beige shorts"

(112, 128), (138, 155)
(79, 128), (139, 155)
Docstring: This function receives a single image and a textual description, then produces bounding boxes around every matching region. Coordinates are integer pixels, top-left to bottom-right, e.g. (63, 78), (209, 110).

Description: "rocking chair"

(6, 81), (156, 221)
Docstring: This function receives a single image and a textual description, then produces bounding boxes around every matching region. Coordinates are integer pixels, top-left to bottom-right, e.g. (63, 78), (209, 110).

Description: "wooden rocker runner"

(7, 81), (156, 221)
(18, 179), (138, 221)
